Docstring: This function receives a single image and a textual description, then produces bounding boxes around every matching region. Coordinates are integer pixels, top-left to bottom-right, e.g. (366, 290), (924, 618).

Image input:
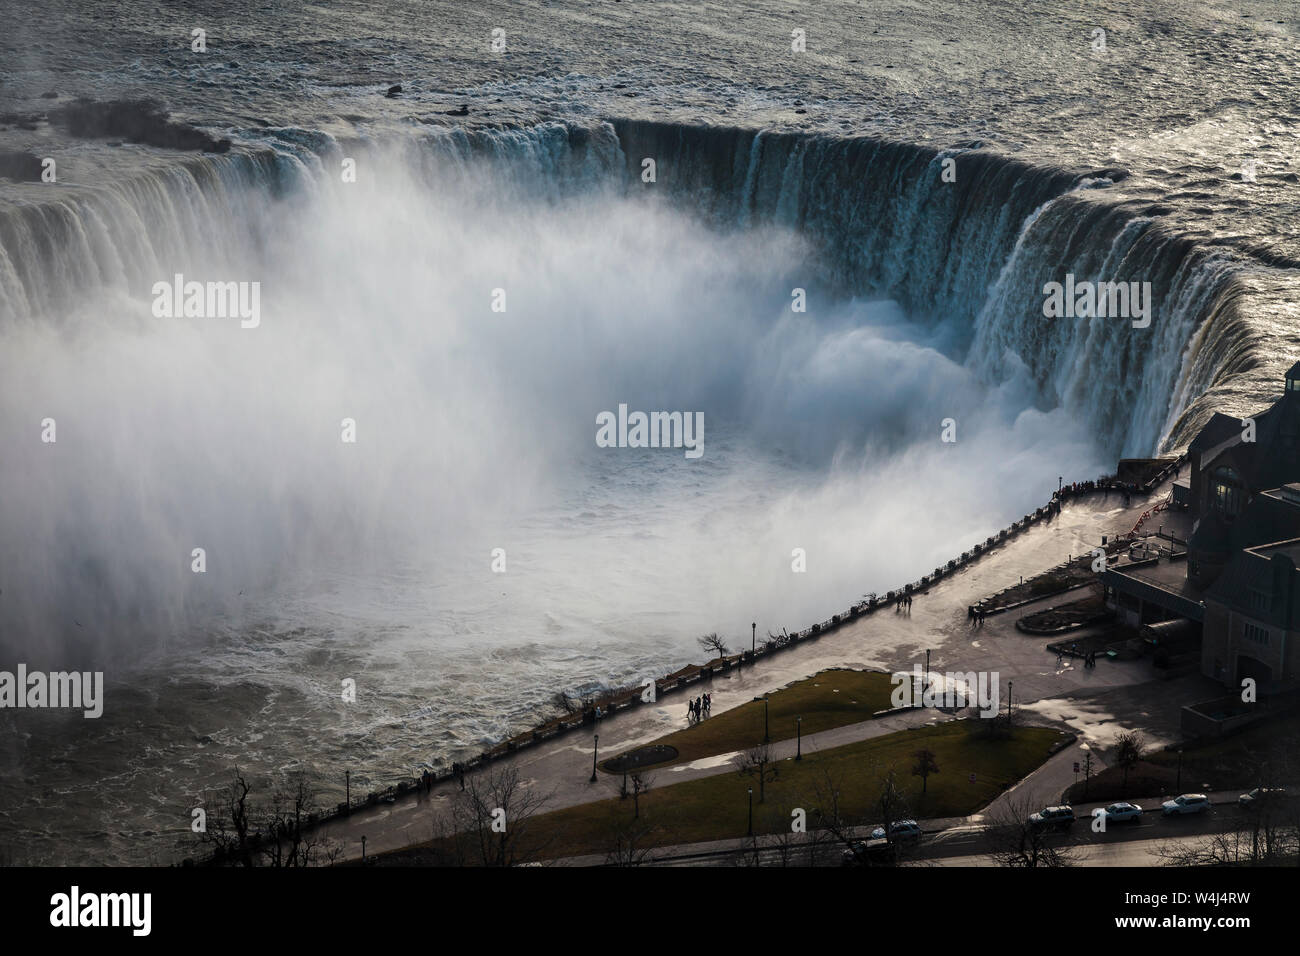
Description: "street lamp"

(751, 621), (756, 657)
(590, 734), (599, 783)
(747, 787), (753, 836)
(753, 695), (769, 742)
(1006, 680), (1013, 721)
(796, 716), (802, 761)
(1176, 749), (1183, 791)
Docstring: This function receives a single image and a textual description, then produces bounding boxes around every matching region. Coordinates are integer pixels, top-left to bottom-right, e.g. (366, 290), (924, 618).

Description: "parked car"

(868, 820), (923, 843)
(1162, 793), (1210, 815)
(1097, 802), (1143, 823)
(1028, 806), (1076, 829)
(841, 837), (893, 866)
(841, 840), (868, 866)
(1238, 787), (1286, 808)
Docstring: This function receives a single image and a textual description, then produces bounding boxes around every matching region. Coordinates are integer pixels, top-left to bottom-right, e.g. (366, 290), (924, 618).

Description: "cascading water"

(0, 118), (1272, 863)
(607, 120), (1257, 456)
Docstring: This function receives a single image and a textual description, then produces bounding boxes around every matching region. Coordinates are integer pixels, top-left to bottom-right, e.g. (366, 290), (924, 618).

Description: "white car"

(869, 820), (923, 843)
(1162, 793), (1210, 815)
(1096, 802), (1143, 823)
(1239, 787), (1286, 808)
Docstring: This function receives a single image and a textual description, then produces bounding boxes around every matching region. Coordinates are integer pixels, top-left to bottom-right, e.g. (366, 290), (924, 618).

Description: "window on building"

(1248, 588), (1272, 614)
(1244, 622), (1270, 646)
(1211, 467), (1245, 519)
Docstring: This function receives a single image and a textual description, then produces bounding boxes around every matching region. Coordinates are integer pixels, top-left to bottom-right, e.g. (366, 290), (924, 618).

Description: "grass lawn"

(385, 719), (1067, 864)
(602, 668), (899, 771)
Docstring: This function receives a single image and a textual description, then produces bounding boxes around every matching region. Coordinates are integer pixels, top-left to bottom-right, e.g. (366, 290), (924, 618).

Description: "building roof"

(1189, 412), (1245, 453)
(1195, 384), (1300, 492)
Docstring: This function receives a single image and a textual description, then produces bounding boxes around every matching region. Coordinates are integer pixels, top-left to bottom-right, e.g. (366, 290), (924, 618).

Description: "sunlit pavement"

(325, 480), (1215, 861)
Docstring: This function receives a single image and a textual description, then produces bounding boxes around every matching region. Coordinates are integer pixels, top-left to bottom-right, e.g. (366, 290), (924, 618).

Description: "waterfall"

(608, 119), (1256, 455)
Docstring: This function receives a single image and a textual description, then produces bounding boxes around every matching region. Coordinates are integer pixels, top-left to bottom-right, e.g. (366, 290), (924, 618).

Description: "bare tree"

(912, 749), (940, 794)
(876, 769), (909, 832)
(448, 765), (555, 867)
(985, 793), (1079, 868)
(697, 632), (729, 661)
(605, 814), (659, 867)
(1114, 731), (1144, 788)
(197, 769), (256, 867)
(764, 827), (799, 867)
(735, 743), (779, 803)
(1155, 801), (1298, 866)
(628, 772), (653, 819)
(809, 766), (854, 848)
(260, 772), (341, 867)
(196, 769), (341, 867)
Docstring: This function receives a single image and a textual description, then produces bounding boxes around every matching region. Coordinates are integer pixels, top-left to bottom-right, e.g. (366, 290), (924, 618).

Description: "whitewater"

(1, 0), (1298, 864)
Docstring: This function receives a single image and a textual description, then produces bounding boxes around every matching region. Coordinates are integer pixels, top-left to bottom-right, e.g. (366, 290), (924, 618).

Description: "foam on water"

(0, 118), (1268, 863)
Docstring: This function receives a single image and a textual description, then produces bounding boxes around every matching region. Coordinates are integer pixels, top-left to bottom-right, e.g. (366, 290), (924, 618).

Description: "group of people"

(1058, 643), (1100, 668)
(687, 693), (711, 724)
(967, 605), (988, 626)
(895, 594), (913, 611)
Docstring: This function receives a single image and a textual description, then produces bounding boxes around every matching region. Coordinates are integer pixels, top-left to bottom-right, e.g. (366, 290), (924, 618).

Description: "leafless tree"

(197, 769), (256, 867)
(1114, 731), (1144, 788)
(809, 766), (854, 847)
(1155, 797), (1298, 866)
(628, 772), (653, 819)
(604, 814), (659, 867)
(735, 743), (780, 803)
(985, 793), (1079, 868)
(196, 769), (340, 867)
(447, 765), (555, 867)
(697, 632), (729, 661)
(912, 748), (940, 794)
(260, 772), (341, 867)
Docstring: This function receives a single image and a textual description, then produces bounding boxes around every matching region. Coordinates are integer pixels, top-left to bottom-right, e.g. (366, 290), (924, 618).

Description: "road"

(552, 794), (1282, 867)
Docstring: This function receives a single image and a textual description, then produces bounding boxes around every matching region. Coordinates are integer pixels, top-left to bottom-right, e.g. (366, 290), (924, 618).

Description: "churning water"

(2, 0), (1297, 862)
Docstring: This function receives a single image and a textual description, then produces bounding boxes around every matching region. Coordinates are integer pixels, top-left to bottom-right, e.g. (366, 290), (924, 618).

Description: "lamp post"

(1176, 749), (1183, 791)
(925, 649), (931, 699)
(590, 734), (599, 783)
(796, 716), (802, 761)
(1058, 476), (1063, 492)
(751, 621), (756, 657)
(361, 835), (366, 863)
(754, 695), (769, 743)
(747, 787), (753, 836)
(1006, 680), (1013, 721)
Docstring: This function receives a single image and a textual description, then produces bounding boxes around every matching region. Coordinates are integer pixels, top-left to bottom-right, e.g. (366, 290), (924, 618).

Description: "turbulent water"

(1, 0), (1298, 863)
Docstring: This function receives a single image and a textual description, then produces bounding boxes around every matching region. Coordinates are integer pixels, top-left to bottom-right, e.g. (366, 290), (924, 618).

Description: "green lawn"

(384, 719), (1067, 864)
(602, 668), (899, 771)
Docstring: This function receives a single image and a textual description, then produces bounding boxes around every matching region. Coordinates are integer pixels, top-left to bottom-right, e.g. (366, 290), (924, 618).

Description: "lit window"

(1212, 467), (1244, 518)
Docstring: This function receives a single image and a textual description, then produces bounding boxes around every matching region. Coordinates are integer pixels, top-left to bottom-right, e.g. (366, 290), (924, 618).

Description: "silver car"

(1097, 802), (1143, 823)
(1161, 793), (1209, 815)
